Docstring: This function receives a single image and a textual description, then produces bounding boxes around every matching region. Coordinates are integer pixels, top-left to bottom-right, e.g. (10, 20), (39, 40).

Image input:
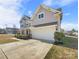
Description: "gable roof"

(31, 4), (62, 20)
(40, 4), (61, 13)
(20, 15), (30, 23)
(22, 15), (30, 20)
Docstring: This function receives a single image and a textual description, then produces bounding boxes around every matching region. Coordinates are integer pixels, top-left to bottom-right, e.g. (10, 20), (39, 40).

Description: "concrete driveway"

(0, 39), (52, 59)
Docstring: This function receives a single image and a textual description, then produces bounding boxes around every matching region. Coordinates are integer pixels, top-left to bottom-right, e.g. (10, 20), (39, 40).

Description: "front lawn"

(44, 37), (78, 59)
(44, 45), (77, 59)
(0, 39), (18, 44)
(61, 37), (78, 49)
(0, 34), (18, 44)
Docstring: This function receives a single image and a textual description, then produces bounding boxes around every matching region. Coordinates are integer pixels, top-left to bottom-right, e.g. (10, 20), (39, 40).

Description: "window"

(38, 13), (44, 19)
(21, 25), (23, 27)
(20, 20), (22, 23)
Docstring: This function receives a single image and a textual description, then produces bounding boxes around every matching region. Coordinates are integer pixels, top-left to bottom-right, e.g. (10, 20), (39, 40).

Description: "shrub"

(54, 32), (65, 40)
(54, 32), (65, 44)
(15, 34), (30, 39)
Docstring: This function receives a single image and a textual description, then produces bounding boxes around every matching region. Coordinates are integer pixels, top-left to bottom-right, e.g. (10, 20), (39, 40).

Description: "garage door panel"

(30, 25), (56, 42)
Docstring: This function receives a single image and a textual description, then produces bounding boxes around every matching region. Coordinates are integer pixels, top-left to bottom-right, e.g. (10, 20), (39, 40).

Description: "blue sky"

(0, 0), (78, 31)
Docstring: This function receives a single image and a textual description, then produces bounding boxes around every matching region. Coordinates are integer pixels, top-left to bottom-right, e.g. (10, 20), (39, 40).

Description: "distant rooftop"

(20, 15), (30, 22)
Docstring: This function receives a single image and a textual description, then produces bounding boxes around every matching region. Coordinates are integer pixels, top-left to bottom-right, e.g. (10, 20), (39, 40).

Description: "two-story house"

(20, 4), (62, 43)
(20, 15), (31, 35)
(30, 4), (62, 42)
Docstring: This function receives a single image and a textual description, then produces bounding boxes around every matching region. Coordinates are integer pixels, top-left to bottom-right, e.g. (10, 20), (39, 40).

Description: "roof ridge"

(40, 4), (61, 13)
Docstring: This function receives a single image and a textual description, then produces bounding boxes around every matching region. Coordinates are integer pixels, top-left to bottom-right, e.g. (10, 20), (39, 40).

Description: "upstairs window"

(38, 12), (44, 19)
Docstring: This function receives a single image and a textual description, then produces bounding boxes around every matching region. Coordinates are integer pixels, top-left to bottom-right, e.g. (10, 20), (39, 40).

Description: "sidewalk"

(65, 35), (78, 39)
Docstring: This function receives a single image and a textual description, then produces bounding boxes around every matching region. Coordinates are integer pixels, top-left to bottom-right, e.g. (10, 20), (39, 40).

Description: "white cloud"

(43, 0), (53, 6)
(63, 13), (70, 16)
(28, 11), (32, 17)
(0, 7), (21, 28)
(61, 23), (78, 31)
(0, 0), (22, 10)
(0, 0), (32, 28)
(57, 0), (75, 6)
(0, 0), (23, 28)
(42, 0), (77, 6)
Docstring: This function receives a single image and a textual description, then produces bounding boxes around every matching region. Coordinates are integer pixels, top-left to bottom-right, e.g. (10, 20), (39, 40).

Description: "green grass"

(61, 37), (78, 49)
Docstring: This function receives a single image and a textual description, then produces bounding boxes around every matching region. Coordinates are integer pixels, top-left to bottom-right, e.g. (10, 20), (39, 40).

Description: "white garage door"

(30, 25), (56, 43)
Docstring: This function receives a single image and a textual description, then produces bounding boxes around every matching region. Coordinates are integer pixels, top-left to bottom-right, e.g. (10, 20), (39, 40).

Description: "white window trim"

(37, 12), (45, 20)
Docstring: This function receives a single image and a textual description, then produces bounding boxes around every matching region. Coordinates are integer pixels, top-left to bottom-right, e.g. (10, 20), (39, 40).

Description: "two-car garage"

(30, 25), (56, 43)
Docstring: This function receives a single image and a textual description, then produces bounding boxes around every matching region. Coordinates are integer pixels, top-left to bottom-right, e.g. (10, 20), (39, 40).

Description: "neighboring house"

(20, 4), (62, 43)
(0, 28), (6, 34)
(20, 15), (31, 35)
(64, 31), (78, 36)
(6, 27), (19, 34)
(73, 32), (78, 36)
